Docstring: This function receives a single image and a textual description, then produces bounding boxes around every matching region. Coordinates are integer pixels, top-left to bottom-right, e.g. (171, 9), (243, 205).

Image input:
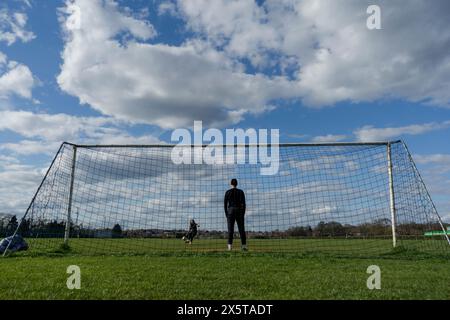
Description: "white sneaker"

(241, 245), (248, 251)
(227, 244), (232, 251)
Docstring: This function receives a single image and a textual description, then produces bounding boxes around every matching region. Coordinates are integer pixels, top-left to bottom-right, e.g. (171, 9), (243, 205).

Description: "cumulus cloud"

(21, 0), (32, 8)
(0, 110), (161, 155)
(0, 140), (60, 156)
(0, 110), (162, 214)
(5, 0), (450, 219)
(0, 9), (35, 45)
(0, 8), (36, 101)
(415, 154), (450, 163)
(354, 121), (450, 141)
(415, 154), (450, 172)
(0, 159), (44, 214)
(157, 1), (178, 16)
(56, 0), (450, 129)
(0, 52), (35, 100)
(57, 0), (298, 129)
(413, 154), (450, 222)
(311, 134), (348, 143)
(175, 0), (283, 68)
(175, 0), (450, 107)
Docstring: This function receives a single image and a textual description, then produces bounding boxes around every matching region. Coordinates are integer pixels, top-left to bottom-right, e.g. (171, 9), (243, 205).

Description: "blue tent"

(0, 234), (29, 254)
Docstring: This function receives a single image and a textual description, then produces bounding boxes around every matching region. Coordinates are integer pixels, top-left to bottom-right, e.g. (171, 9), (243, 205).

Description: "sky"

(0, 0), (449, 222)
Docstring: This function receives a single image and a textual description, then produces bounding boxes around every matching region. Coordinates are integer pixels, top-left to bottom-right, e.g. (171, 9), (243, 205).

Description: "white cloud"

(354, 121), (450, 141)
(414, 154), (450, 190)
(0, 110), (113, 141)
(21, 0), (32, 8)
(0, 140), (60, 156)
(0, 9), (35, 45)
(311, 134), (348, 143)
(175, 0), (282, 68)
(312, 205), (337, 215)
(0, 161), (44, 215)
(415, 154), (450, 168)
(0, 52), (35, 100)
(413, 154), (450, 223)
(174, 0), (450, 107)
(286, 133), (308, 140)
(56, 0), (450, 130)
(0, 110), (161, 155)
(57, 0), (297, 129)
(0, 109), (163, 214)
(158, 1), (178, 16)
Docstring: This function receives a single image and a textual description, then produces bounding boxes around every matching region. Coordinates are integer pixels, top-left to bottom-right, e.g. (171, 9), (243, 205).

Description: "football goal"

(3, 140), (449, 256)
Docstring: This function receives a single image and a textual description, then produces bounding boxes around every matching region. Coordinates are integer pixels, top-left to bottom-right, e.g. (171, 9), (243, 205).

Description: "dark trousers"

(226, 207), (246, 245)
(186, 230), (197, 241)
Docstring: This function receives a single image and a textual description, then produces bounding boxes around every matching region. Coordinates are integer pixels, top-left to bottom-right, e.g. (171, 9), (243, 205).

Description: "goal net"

(4, 141), (450, 256)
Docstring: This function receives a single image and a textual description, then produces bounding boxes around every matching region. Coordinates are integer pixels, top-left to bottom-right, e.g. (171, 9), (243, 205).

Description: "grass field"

(17, 237), (450, 256)
(1, 238), (449, 300)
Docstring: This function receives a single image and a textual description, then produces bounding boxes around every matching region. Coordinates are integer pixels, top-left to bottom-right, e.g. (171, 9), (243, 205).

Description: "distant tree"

(287, 226), (313, 237)
(316, 221), (326, 236)
(0, 219), (5, 237)
(46, 220), (66, 237)
(373, 218), (391, 226)
(315, 221), (346, 237)
(18, 218), (31, 236)
(112, 224), (123, 238)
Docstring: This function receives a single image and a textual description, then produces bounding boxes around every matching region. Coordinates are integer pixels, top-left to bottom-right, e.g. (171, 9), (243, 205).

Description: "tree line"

(1, 215), (446, 239)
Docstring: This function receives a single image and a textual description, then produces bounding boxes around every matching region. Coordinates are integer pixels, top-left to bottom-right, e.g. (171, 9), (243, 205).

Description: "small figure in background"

(182, 219), (199, 244)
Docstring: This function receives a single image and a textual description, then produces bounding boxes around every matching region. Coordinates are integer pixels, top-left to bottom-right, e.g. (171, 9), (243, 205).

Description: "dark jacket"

(189, 220), (198, 233)
(224, 188), (246, 214)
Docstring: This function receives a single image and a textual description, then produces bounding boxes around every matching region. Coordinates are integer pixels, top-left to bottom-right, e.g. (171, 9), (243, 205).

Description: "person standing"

(224, 178), (247, 251)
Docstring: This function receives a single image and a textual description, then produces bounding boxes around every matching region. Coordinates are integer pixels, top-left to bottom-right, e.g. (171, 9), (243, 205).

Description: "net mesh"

(6, 141), (449, 256)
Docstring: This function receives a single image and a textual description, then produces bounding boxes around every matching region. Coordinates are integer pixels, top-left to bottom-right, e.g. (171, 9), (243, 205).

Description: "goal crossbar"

(63, 141), (401, 149)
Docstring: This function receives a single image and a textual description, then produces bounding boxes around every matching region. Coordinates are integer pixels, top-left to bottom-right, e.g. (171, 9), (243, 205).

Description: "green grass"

(18, 237), (449, 257)
(1, 252), (449, 299)
(1, 238), (449, 299)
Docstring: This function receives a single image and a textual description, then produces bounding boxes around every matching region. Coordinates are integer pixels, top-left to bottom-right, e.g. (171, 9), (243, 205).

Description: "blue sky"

(0, 0), (449, 222)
